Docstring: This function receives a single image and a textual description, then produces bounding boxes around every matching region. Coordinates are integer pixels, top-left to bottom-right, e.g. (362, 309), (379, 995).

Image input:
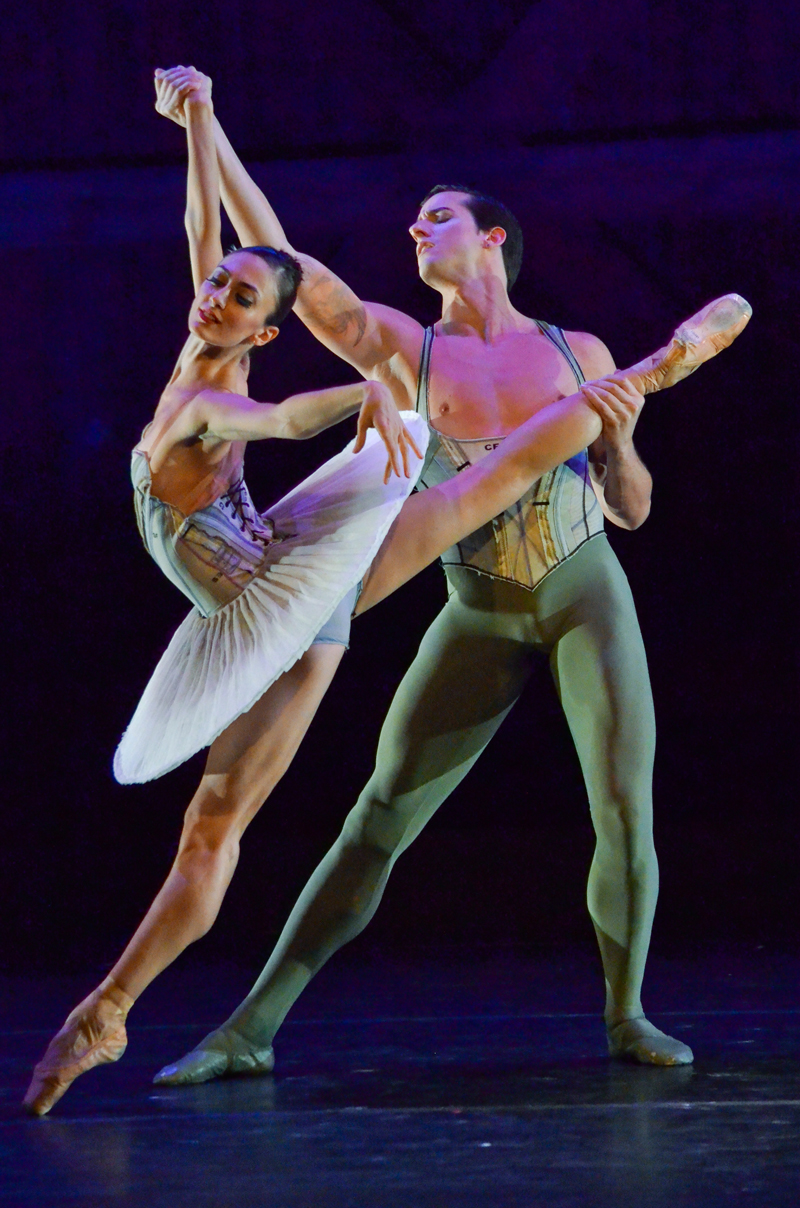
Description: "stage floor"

(2, 949), (799, 1206)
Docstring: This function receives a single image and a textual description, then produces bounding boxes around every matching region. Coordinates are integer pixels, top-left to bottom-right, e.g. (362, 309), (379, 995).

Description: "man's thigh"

(541, 539), (656, 806)
(355, 584), (534, 851)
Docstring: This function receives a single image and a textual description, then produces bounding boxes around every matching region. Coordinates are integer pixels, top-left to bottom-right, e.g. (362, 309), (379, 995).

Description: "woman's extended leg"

(23, 643), (344, 1116)
(357, 292), (751, 613)
(358, 391), (603, 612)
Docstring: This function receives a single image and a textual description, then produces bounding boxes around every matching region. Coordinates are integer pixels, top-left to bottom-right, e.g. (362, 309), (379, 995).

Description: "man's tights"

(217, 534), (658, 1048)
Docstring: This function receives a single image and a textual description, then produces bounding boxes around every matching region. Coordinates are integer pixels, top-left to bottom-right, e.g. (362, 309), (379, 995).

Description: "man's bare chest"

(427, 331), (581, 439)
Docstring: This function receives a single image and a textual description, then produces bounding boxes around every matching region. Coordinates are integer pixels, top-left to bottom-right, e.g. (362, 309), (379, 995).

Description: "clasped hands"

(155, 65), (211, 124)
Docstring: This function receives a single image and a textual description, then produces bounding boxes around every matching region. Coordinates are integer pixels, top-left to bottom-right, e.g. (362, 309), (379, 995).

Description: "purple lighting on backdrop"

(2, 1), (798, 973)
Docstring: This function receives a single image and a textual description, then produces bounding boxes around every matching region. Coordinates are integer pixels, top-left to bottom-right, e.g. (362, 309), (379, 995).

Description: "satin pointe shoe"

(23, 983), (134, 1116)
(624, 293), (752, 395)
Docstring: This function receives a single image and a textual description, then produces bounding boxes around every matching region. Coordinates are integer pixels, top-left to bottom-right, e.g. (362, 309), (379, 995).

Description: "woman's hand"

(354, 382), (423, 482)
(580, 375), (645, 455)
(154, 66), (213, 127)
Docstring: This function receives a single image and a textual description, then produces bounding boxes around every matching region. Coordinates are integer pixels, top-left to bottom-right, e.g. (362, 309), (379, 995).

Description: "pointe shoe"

(23, 984), (134, 1116)
(625, 293), (752, 395)
(607, 1016), (694, 1067)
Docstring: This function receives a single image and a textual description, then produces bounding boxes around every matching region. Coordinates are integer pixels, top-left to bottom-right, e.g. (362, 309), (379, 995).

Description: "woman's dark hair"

(227, 245), (303, 326)
(419, 185), (523, 290)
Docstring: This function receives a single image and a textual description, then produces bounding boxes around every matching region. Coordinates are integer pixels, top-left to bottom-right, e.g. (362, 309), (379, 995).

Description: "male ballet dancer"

(151, 68), (743, 1077)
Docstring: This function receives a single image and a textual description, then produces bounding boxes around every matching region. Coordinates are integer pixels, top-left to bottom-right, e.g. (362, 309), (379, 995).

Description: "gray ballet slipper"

(607, 1017), (694, 1066)
(153, 1029), (275, 1085)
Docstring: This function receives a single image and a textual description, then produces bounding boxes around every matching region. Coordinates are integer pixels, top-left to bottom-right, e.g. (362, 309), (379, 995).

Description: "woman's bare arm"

(155, 68), (223, 290)
(154, 71), (424, 379)
(154, 71), (291, 252)
(185, 381), (421, 480)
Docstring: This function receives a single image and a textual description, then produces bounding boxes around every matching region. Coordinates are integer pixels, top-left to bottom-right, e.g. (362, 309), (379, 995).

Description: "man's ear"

(483, 225), (507, 249)
(251, 325), (280, 347)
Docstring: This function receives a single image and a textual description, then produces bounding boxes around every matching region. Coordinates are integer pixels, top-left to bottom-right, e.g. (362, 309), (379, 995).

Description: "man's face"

(409, 191), (492, 288)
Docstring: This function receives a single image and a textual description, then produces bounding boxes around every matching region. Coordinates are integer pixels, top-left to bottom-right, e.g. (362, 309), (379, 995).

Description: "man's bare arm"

(569, 331), (653, 530)
(582, 384), (653, 531)
(213, 117), (291, 251)
(154, 71), (422, 379)
(289, 265), (421, 378)
(210, 116), (422, 374)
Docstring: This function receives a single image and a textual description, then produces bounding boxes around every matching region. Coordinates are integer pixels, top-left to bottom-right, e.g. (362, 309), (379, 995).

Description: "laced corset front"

(132, 451), (278, 617)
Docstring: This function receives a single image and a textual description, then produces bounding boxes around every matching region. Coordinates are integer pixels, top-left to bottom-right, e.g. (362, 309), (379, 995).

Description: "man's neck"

(437, 274), (530, 342)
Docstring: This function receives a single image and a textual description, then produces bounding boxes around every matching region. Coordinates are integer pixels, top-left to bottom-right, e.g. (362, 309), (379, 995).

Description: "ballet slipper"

(607, 1016), (694, 1066)
(153, 1026), (274, 1086)
(23, 981), (134, 1116)
(622, 293), (752, 395)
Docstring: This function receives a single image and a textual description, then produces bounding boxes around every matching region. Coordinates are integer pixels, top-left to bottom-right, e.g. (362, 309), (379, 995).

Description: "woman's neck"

(172, 334), (250, 394)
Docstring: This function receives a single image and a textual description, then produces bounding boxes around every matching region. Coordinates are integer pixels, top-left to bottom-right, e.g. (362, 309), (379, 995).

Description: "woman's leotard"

(114, 416), (428, 785)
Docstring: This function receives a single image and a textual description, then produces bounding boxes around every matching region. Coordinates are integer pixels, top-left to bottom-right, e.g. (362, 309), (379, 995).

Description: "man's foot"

(624, 293), (752, 395)
(607, 1016), (694, 1066)
(153, 1026), (274, 1086)
(23, 983), (133, 1116)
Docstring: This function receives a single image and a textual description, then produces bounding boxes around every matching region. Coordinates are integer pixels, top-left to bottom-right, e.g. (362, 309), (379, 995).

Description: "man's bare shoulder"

(365, 302), (426, 357)
(363, 301), (425, 335)
(563, 329), (616, 379)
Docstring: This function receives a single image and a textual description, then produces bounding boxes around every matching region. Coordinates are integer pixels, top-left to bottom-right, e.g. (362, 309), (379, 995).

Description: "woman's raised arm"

(155, 67), (223, 290)
(153, 72), (423, 378)
(154, 68), (292, 253)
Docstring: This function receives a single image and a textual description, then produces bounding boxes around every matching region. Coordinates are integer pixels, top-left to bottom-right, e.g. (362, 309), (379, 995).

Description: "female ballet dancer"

(23, 69), (751, 1116)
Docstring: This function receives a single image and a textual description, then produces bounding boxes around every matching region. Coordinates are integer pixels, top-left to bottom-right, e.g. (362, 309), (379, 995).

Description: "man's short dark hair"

(228, 246), (303, 326)
(420, 185), (523, 290)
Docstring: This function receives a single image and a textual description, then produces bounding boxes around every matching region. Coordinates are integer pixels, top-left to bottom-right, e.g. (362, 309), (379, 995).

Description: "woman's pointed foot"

(153, 1027), (274, 1085)
(624, 293), (752, 394)
(607, 1016), (694, 1066)
(23, 983), (134, 1116)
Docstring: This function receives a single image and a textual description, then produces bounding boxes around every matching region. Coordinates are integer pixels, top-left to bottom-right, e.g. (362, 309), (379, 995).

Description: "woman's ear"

(251, 325), (279, 348)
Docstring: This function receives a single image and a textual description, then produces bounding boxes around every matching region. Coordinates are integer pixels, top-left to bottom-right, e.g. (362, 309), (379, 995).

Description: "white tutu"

(114, 413), (428, 784)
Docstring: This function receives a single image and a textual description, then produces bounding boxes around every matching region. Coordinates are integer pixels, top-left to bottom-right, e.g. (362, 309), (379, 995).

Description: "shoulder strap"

(414, 326), (435, 419)
(535, 320), (585, 387)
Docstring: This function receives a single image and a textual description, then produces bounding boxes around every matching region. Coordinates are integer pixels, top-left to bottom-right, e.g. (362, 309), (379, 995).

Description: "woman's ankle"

(93, 976), (135, 1016)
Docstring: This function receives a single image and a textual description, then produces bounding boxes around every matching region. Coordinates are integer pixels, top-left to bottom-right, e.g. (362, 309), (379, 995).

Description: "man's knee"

(340, 782), (413, 855)
(589, 786), (654, 854)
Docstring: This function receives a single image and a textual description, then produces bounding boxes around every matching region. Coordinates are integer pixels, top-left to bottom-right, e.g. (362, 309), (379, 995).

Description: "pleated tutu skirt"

(114, 414), (428, 784)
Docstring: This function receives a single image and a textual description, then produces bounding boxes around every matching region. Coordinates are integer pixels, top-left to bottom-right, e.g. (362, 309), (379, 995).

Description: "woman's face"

(189, 251), (279, 347)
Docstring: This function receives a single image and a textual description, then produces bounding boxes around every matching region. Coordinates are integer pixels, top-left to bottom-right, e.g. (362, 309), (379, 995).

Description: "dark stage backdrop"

(2, 2), (798, 976)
